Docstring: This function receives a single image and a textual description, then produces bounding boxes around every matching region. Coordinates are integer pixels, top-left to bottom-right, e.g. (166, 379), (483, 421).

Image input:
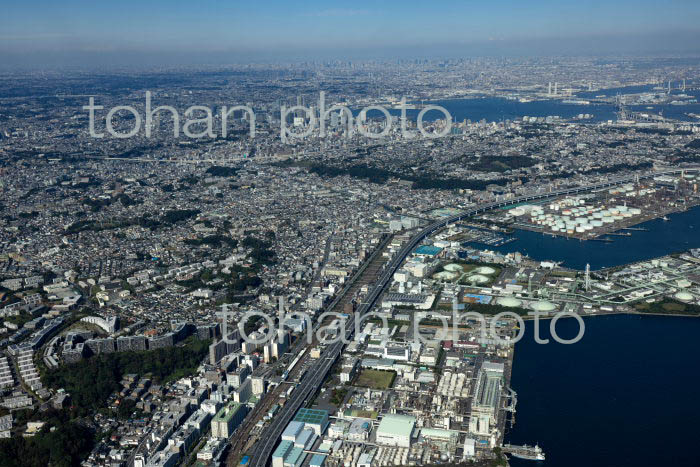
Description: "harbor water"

(506, 314), (700, 467)
(474, 204), (700, 270)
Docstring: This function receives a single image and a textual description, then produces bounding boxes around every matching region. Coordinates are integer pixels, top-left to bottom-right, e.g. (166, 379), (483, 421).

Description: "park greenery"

(42, 337), (210, 417)
(0, 412), (94, 467)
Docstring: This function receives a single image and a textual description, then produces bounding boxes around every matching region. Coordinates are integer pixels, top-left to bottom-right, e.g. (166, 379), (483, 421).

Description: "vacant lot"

(354, 369), (396, 390)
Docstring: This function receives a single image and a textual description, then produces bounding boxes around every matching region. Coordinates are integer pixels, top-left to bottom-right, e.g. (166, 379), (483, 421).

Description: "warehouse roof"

(377, 414), (416, 438)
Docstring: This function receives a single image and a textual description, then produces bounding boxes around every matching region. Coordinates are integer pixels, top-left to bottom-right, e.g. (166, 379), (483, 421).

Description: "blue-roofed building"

(272, 441), (294, 467)
(281, 421), (304, 442)
(273, 412), (325, 467)
(294, 428), (316, 449)
(414, 245), (443, 257)
(309, 454), (327, 467)
(272, 440), (307, 467)
(285, 446), (306, 467)
(463, 294), (493, 305)
(293, 408), (329, 436)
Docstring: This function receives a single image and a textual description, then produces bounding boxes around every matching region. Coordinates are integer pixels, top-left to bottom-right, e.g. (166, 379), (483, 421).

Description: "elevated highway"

(246, 166), (700, 467)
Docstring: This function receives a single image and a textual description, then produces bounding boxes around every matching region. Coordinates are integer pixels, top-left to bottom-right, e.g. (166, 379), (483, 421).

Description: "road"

(225, 234), (393, 465)
(242, 166), (700, 467)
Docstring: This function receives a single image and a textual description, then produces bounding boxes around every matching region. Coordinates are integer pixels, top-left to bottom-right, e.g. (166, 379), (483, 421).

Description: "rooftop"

(377, 414), (416, 438)
(414, 245), (443, 256)
(213, 401), (244, 423)
(294, 408), (328, 425)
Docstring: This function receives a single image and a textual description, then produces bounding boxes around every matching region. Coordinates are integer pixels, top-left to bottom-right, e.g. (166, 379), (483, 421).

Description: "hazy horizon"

(2, 1), (700, 69)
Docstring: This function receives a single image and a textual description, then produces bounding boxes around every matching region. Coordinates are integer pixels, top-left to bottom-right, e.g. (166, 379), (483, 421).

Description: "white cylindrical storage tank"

(531, 300), (557, 312)
(497, 297), (523, 308)
(675, 291), (694, 302)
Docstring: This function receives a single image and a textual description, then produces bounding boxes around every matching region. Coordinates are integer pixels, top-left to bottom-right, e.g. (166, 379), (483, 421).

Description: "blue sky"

(2, 1), (700, 65)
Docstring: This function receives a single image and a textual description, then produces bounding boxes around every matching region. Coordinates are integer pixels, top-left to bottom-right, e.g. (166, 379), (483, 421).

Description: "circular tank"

(466, 274), (489, 284)
(444, 263), (464, 272)
(474, 266), (496, 275)
(674, 291), (694, 302)
(531, 301), (557, 312)
(434, 271), (457, 280)
(497, 297), (523, 308)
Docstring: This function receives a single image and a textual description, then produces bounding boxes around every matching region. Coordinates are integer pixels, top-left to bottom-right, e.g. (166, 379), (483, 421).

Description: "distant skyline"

(2, 1), (700, 68)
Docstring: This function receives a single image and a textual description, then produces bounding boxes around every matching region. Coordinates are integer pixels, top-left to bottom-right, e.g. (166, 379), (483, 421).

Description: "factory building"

(376, 414), (416, 448)
(469, 361), (505, 438)
(272, 440), (306, 467)
(292, 408), (329, 436)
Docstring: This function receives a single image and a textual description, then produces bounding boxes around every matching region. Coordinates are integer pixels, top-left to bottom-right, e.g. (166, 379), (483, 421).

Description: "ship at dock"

(503, 443), (546, 461)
